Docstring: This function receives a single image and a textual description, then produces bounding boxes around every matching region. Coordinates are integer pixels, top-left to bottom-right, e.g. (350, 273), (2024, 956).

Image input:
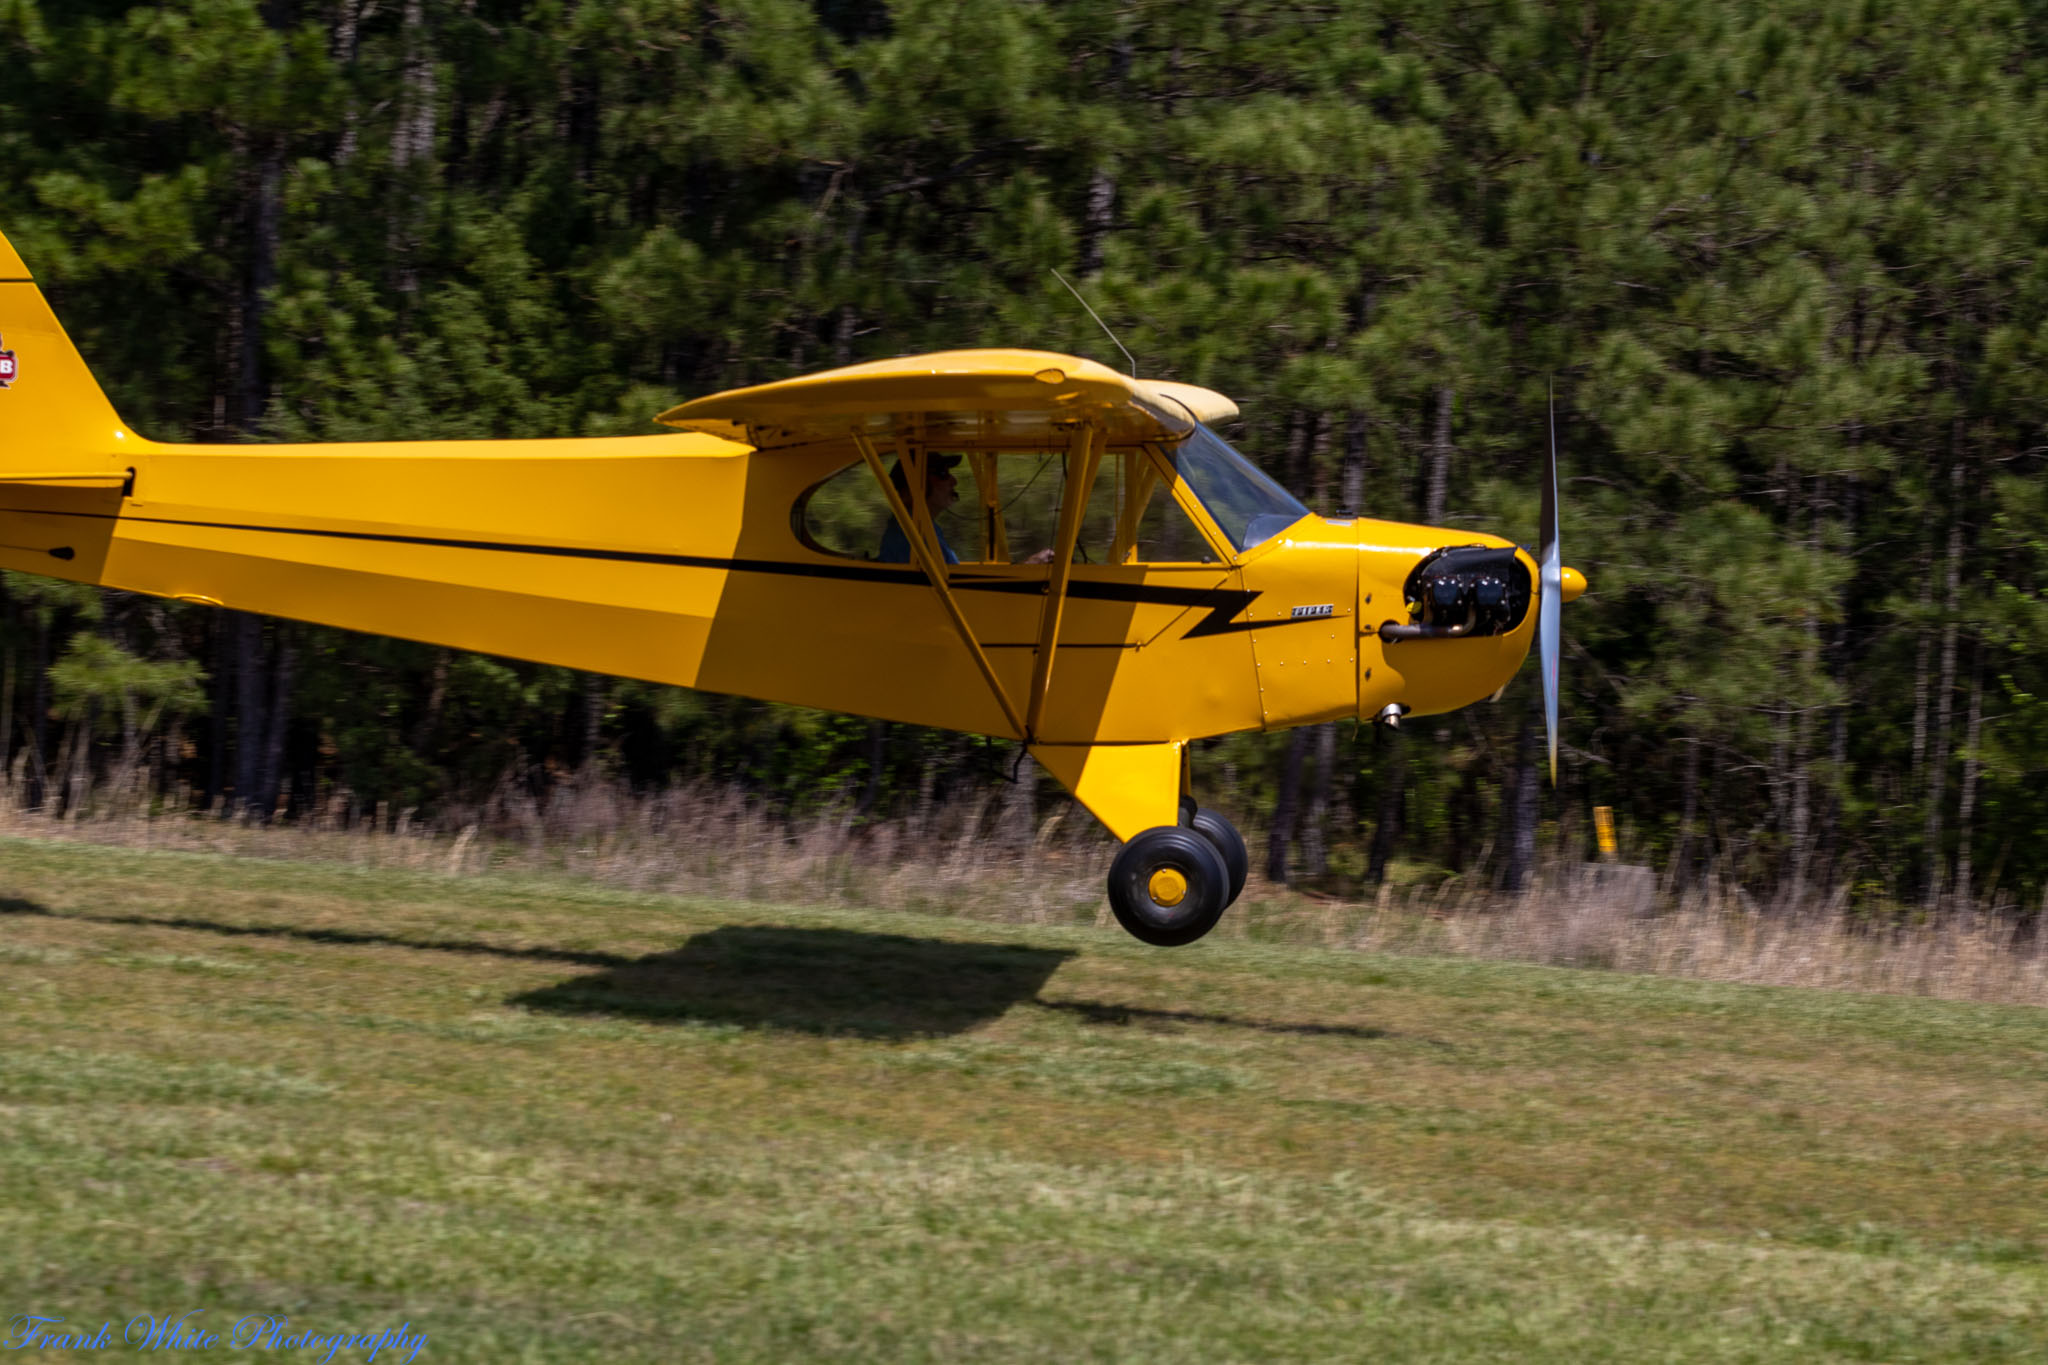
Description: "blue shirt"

(878, 519), (959, 565)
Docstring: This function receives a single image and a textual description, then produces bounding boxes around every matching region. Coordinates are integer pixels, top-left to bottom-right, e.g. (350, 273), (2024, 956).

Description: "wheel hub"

(1147, 867), (1188, 906)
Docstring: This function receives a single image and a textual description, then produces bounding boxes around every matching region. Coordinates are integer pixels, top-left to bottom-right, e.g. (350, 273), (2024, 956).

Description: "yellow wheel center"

(1148, 868), (1189, 907)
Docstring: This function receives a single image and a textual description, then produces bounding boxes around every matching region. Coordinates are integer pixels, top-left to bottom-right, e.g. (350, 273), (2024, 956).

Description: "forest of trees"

(4, 0), (2047, 914)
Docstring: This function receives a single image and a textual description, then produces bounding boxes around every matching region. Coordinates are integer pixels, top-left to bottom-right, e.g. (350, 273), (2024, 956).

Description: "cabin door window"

(966, 447), (1220, 566)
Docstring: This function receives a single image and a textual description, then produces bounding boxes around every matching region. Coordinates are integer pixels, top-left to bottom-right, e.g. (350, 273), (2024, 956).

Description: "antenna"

(1049, 269), (1136, 377)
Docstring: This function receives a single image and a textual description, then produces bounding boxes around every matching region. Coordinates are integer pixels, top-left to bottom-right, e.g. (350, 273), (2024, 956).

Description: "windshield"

(1165, 424), (1311, 552)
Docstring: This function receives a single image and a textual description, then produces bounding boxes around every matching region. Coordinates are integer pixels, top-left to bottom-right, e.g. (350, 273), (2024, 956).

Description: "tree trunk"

(1784, 479), (1823, 910)
(1923, 459), (1965, 911)
(158, 700), (180, 807)
(914, 734), (939, 837)
(332, 0), (362, 166)
(117, 685), (139, 786)
(1282, 409), (1312, 501)
(581, 672), (606, 771)
(1079, 169), (1117, 277)
(253, 625), (295, 820)
(1266, 727), (1308, 884)
(64, 700), (97, 818)
(1910, 571), (1932, 797)
(1783, 703), (1812, 911)
(833, 304), (858, 368)
(205, 617), (229, 811)
(1076, 39), (1129, 277)
(393, 0), (437, 172)
(238, 145), (282, 433)
(1954, 650), (1985, 915)
(856, 719), (887, 817)
(560, 41), (600, 187)
(1308, 412), (1334, 512)
(1425, 386), (1453, 525)
(1821, 701), (1848, 892)
(1815, 474), (1859, 890)
(1669, 733), (1701, 901)
(1769, 702), (1791, 874)
(1366, 725), (1404, 885)
(1004, 749), (1037, 852)
(1340, 412), (1367, 515)
(411, 649), (449, 754)
(0, 620), (13, 793)
(1501, 688), (1541, 894)
(26, 609), (50, 810)
(390, 0), (438, 295)
(1300, 721), (1338, 880)
(231, 612), (268, 818)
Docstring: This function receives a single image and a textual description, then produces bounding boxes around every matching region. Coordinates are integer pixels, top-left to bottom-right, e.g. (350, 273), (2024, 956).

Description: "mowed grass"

(2, 837), (2045, 1362)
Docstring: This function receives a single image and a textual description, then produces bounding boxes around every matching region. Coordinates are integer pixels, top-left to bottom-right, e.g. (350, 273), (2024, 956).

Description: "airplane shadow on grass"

(0, 897), (1065, 1040)
(0, 898), (1400, 1044)
(513, 926), (1074, 1040)
(514, 927), (1401, 1043)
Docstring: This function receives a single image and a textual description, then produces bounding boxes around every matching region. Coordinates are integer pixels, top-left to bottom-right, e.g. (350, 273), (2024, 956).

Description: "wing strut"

(1026, 423), (1105, 737)
(853, 431), (1028, 741)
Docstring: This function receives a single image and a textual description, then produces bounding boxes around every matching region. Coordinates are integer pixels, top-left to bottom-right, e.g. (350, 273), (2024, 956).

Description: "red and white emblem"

(0, 336), (15, 389)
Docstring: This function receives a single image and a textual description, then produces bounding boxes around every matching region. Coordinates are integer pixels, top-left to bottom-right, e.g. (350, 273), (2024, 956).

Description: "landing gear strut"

(1106, 805), (1248, 947)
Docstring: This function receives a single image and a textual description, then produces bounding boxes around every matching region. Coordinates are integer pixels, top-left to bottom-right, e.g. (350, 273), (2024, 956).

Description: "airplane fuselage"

(1, 433), (1535, 753)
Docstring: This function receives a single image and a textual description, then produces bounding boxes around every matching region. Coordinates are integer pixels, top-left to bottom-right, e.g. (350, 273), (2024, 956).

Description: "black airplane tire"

(1189, 808), (1249, 906)
(1107, 826), (1231, 947)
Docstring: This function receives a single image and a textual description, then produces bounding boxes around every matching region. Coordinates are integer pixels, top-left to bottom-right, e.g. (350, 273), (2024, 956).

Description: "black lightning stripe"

(5, 508), (1328, 640)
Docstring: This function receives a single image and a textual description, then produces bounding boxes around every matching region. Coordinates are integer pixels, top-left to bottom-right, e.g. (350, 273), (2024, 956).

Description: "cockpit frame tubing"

(853, 430), (1027, 740)
(967, 451), (1009, 563)
(1111, 449), (1159, 564)
(1025, 422), (1106, 738)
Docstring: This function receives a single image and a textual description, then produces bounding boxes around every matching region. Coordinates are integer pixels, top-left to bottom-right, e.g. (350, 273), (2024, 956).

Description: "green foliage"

(47, 634), (205, 733)
(3, 0), (2046, 904)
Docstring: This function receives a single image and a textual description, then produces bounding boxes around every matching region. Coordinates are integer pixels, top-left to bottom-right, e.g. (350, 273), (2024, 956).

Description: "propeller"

(1538, 383), (1563, 786)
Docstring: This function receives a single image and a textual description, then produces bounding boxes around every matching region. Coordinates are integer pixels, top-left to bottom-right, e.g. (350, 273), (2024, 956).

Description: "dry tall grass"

(6, 774), (2045, 1008)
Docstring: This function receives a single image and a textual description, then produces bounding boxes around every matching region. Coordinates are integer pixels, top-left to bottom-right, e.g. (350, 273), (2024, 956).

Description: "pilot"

(878, 454), (963, 565)
(877, 454), (1056, 565)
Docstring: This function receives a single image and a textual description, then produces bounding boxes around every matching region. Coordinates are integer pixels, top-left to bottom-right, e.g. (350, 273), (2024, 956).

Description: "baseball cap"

(888, 452), (962, 494)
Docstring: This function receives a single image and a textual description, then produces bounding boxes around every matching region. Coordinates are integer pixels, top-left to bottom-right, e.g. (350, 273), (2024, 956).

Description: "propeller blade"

(1539, 383), (1562, 786)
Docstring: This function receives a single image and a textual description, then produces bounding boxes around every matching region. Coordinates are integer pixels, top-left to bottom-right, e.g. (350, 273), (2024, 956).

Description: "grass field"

(3, 835), (2046, 1362)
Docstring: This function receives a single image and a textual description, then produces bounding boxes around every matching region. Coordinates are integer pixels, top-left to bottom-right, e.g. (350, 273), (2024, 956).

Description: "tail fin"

(0, 227), (138, 487)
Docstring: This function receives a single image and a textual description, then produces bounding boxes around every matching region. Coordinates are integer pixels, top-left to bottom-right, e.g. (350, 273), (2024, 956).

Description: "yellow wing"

(658, 349), (1236, 450)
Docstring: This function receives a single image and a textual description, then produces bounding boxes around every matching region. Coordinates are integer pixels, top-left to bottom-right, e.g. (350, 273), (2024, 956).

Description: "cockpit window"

(1164, 424), (1310, 551)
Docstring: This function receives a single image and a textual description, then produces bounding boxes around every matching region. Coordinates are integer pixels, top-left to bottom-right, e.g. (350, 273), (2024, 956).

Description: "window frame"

(788, 438), (1239, 569)
(1131, 443), (1239, 567)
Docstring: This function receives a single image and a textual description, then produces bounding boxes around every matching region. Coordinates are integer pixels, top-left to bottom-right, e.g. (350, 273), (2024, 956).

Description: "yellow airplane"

(0, 227), (1584, 946)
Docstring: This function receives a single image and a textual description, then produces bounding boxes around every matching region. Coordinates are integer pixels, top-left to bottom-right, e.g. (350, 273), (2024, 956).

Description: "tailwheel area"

(1107, 826), (1231, 947)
